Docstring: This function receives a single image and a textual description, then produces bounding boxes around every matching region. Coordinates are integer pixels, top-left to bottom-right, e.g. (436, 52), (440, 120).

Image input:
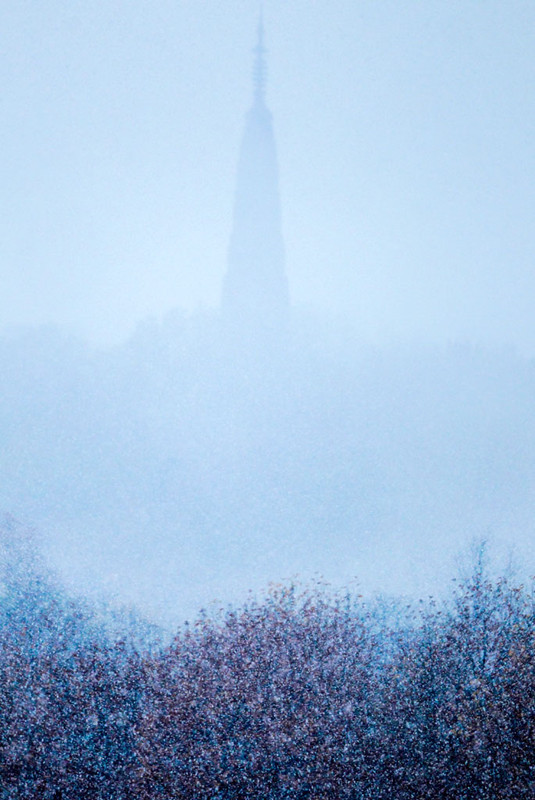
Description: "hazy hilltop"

(0, 315), (533, 622)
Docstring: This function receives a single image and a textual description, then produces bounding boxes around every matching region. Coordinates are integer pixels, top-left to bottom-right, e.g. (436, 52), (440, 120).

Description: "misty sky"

(2, 1), (535, 352)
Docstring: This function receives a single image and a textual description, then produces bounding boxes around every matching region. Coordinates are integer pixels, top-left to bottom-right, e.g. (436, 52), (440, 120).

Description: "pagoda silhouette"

(221, 16), (290, 351)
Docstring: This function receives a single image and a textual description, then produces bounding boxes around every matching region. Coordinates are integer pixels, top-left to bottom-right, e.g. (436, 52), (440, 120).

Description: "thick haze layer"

(1, 2), (535, 624)
(2, 1), (535, 352)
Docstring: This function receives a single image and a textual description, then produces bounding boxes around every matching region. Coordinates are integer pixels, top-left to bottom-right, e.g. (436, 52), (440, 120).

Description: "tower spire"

(253, 9), (267, 104)
(221, 13), (289, 352)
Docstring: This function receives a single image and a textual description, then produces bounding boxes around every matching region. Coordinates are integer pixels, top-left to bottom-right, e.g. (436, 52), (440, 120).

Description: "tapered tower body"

(221, 18), (290, 346)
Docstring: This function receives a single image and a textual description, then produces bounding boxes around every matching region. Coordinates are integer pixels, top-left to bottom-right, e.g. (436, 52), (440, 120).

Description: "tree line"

(1, 554), (534, 798)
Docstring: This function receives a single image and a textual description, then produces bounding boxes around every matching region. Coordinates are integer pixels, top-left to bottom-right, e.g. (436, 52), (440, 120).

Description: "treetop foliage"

(1, 541), (534, 799)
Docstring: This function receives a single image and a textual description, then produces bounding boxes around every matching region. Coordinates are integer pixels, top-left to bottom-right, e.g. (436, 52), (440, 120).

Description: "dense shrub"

(0, 581), (146, 799)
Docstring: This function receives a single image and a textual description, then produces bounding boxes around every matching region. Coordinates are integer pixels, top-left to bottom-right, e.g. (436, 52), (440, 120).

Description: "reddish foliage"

(2, 572), (535, 799)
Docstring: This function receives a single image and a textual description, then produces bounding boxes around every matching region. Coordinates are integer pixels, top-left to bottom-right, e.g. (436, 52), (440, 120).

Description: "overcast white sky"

(2, 1), (535, 352)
